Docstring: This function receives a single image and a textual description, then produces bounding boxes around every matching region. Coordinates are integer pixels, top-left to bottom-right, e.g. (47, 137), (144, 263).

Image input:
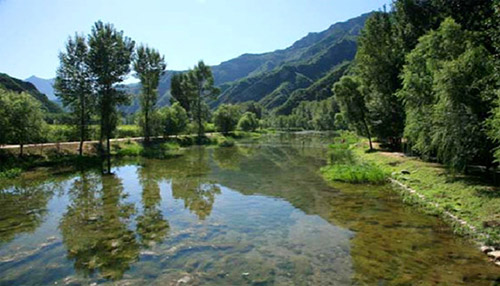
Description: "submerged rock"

(177, 275), (192, 285)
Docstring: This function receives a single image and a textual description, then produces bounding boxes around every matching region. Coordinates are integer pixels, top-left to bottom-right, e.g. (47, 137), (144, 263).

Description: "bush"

(141, 142), (182, 159)
(116, 125), (141, 138)
(160, 103), (188, 136)
(237, 112), (259, 132)
(217, 137), (235, 147)
(0, 168), (22, 179)
(114, 140), (143, 156)
(213, 104), (241, 134)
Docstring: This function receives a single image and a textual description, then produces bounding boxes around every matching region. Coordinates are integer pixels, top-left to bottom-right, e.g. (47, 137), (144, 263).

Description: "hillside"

(213, 14), (368, 113)
(0, 73), (62, 113)
(123, 13), (369, 114)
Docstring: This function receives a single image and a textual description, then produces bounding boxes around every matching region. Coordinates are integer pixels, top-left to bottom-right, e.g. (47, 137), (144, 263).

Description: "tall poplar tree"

(87, 21), (135, 173)
(54, 34), (93, 156)
(133, 45), (166, 143)
(188, 61), (220, 141)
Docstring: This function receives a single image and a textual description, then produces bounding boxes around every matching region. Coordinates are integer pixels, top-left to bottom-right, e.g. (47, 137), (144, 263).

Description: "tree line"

(334, 0), (500, 172)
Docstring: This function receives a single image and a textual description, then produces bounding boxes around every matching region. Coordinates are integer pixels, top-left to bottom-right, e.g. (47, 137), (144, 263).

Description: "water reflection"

(59, 173), (139, 280)
(169, 148), (221, 220)
(136, 165), (169, 247)
(0, 133), (499, 286)
(0, 184), (52, 244)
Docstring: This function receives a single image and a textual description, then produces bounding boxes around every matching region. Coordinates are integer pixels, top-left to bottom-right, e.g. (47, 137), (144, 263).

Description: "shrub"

(116, 125), (141, 138)
(114, 141), (143, 156)
(217, 137), (235, 147)
(160, 103), (188, 136)
(237, 112), (259, 132)
(213, 104), (241, 134)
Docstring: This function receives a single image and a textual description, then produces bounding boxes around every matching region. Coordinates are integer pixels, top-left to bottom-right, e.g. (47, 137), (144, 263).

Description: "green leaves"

(133, 45), (166, 142)
(213, 104), (241, 134)
(399, 18), (496, 171)
(0, 89), (47, 148)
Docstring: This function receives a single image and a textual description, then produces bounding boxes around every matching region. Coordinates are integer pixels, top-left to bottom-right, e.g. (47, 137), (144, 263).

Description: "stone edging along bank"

(389, 178), (500, 267)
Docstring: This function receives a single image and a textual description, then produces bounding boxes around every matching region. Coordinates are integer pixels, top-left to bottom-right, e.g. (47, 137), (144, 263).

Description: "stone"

(177, 275), (192, 285)
(242, 272), (250, 277)
(487, 250), (500, 260)
(480, 246), (494, 254)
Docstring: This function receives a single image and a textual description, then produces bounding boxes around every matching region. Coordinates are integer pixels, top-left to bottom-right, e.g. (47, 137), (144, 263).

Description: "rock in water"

(177, 275), (192, 285)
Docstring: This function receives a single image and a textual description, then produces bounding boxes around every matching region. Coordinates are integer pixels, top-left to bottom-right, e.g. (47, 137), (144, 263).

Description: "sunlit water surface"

(0, 133), (499, 285)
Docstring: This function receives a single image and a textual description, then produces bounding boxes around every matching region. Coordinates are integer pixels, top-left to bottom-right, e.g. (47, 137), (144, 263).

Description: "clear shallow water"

(0, 133), (498, 285)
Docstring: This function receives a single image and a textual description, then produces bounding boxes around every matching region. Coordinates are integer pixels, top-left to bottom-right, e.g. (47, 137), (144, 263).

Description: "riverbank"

(0, 131), (265, 179)
(347, 140), (500, 264)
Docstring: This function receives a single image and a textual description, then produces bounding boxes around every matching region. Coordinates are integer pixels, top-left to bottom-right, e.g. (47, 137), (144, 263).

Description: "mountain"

(213, 14), (369, 113)
(0, 73), (62, 113)
(25, 76), (57, 101)
(128, 12), (369, 114)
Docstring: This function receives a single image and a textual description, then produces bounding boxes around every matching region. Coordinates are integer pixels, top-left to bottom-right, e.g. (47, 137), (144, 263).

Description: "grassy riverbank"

(0, 131), (264, 179)
(352, 140), (500, 246)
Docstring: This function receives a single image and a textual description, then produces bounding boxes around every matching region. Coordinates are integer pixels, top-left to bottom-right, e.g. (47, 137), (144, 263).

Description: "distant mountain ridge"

(26, 12), (371, 114)
(0, 73), (62, 113)
(25, 76), (56, 101)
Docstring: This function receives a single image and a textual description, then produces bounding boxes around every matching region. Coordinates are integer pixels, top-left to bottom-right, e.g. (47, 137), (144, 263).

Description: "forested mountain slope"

(0, 73), (62, 113)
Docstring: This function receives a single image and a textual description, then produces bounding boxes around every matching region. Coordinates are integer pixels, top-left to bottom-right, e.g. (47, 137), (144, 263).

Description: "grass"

(321, 163), (388, 184)
(351, 140), (500, 246)
(217, 137), (235, 147)
(321, 131), (388, 184)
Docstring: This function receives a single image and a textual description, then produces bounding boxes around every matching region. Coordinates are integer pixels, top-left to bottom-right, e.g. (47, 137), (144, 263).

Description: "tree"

(0, 90), (46, 156)
(133, 45), (166, 143)
(54, 34), (93, 156)
(355, 11), (405, 147)
(240, 101), (264, 119)
(160, 102), (188, 136)
(87, 21), (135, 173)
(333, 76), (373, 150)
(188, 61), (220, 141)
(398, 17), (467, 157)
(431, 45), (495, 171)
(213, 104), (241, 134)
(488, 91), (500, 163)
(170, 73), (193, 113)
(238, 112), (259, 132)
(399, 18), (496, 171)
(0, 89), (11, 145)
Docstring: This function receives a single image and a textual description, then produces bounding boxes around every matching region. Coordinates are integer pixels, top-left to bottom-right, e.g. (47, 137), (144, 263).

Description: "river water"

(0, 133), (498, 285)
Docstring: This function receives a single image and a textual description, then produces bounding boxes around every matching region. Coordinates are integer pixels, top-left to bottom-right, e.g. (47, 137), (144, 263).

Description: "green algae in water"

(0, 133), (499, 285)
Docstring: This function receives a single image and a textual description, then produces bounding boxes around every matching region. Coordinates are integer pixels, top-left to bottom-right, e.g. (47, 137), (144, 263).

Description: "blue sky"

(0, 0), (391, 81)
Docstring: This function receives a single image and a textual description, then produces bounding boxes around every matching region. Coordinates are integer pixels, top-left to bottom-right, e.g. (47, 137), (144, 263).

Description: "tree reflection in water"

(136, 165), (169, 248)
(0, 184), (51, 244)
(59, 173), (139, 280)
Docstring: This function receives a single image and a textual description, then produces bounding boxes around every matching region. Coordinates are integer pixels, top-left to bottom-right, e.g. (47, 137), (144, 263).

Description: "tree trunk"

(19, 143), (24, 157)
(145, 109), (150, 144)
(362, 118), (373, 151)
(197, 92), (202, 144)
(79, 94), (85, 156)
(107, 136), (111, 174)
